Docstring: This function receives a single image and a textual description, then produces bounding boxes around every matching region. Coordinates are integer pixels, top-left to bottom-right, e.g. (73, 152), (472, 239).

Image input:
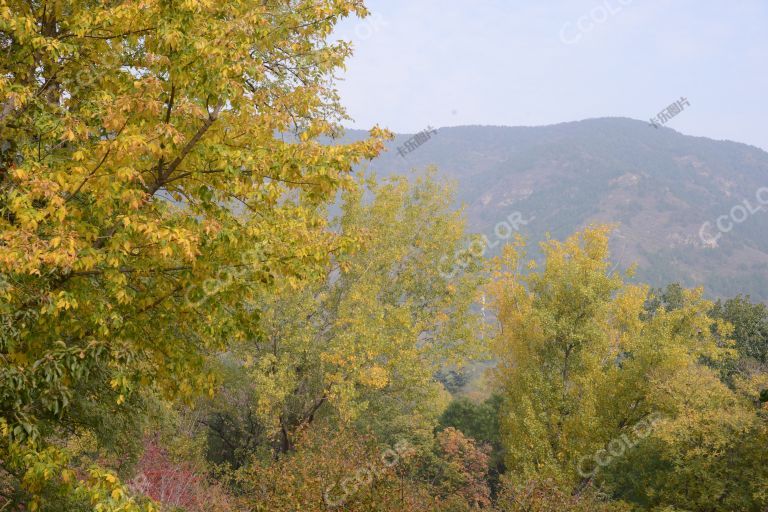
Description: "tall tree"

(202, 173), (487, 456)
(488, 227), (768, 510)
(711, 295), (768, 365)
(0, 0), (385, 508)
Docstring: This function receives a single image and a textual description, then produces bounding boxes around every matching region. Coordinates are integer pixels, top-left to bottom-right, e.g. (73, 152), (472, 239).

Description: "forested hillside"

(344, 120), (768, 300)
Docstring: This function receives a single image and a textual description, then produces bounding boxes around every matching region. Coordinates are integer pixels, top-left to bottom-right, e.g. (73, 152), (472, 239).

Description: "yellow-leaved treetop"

(489, 226), (768, 510)
(0, 0), (386, 508)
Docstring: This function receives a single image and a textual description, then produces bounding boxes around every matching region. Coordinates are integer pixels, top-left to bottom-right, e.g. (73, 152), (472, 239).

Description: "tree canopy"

(488, 227), (768, 510)
(1, 0), (385, 508)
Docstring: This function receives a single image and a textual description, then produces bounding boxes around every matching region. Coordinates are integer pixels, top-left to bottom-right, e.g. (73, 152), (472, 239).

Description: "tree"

(487, 226), (767, 510)
(0, 0), (386, 508)
(199, 173), (487, 457)
(495, 478), (631, 512)
(599, 362), (768, 511)
(438, 395), (504, 494)
(432, 427), (492, 509)
(711, 295), (768, 365)
(127, 439), (235, 512)
(235, 426), (435, 512)
(643, 283), (685, 315)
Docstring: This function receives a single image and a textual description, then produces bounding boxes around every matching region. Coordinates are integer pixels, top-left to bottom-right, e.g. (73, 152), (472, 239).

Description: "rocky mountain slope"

(342, 118), (768, 301)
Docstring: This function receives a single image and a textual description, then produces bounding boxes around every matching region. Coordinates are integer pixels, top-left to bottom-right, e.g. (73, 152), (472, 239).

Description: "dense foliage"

(488, 228), (768, 511)
(0, 0), (384, 508)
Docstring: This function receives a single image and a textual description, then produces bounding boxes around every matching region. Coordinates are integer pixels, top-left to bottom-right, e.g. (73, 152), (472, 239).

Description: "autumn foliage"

(1, 0), (767, 511)
(128, 440), (234, 512)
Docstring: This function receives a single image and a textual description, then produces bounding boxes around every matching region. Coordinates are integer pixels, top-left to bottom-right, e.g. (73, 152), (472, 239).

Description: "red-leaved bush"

(435, 427), (493, 509)
(128, 440), (234, 512)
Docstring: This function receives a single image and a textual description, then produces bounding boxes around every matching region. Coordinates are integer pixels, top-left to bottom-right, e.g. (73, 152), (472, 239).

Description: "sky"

(332, 0), (768, 151)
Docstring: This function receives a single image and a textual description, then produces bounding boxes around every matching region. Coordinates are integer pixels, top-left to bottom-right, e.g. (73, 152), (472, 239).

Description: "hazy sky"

(333, 0), (768, 151)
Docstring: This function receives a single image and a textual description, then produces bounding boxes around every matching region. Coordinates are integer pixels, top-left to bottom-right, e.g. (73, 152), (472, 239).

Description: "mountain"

(341, 118), (768, 301)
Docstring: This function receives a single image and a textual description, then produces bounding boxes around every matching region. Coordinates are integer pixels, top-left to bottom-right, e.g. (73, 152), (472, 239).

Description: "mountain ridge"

(340, 118), (768, 300)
